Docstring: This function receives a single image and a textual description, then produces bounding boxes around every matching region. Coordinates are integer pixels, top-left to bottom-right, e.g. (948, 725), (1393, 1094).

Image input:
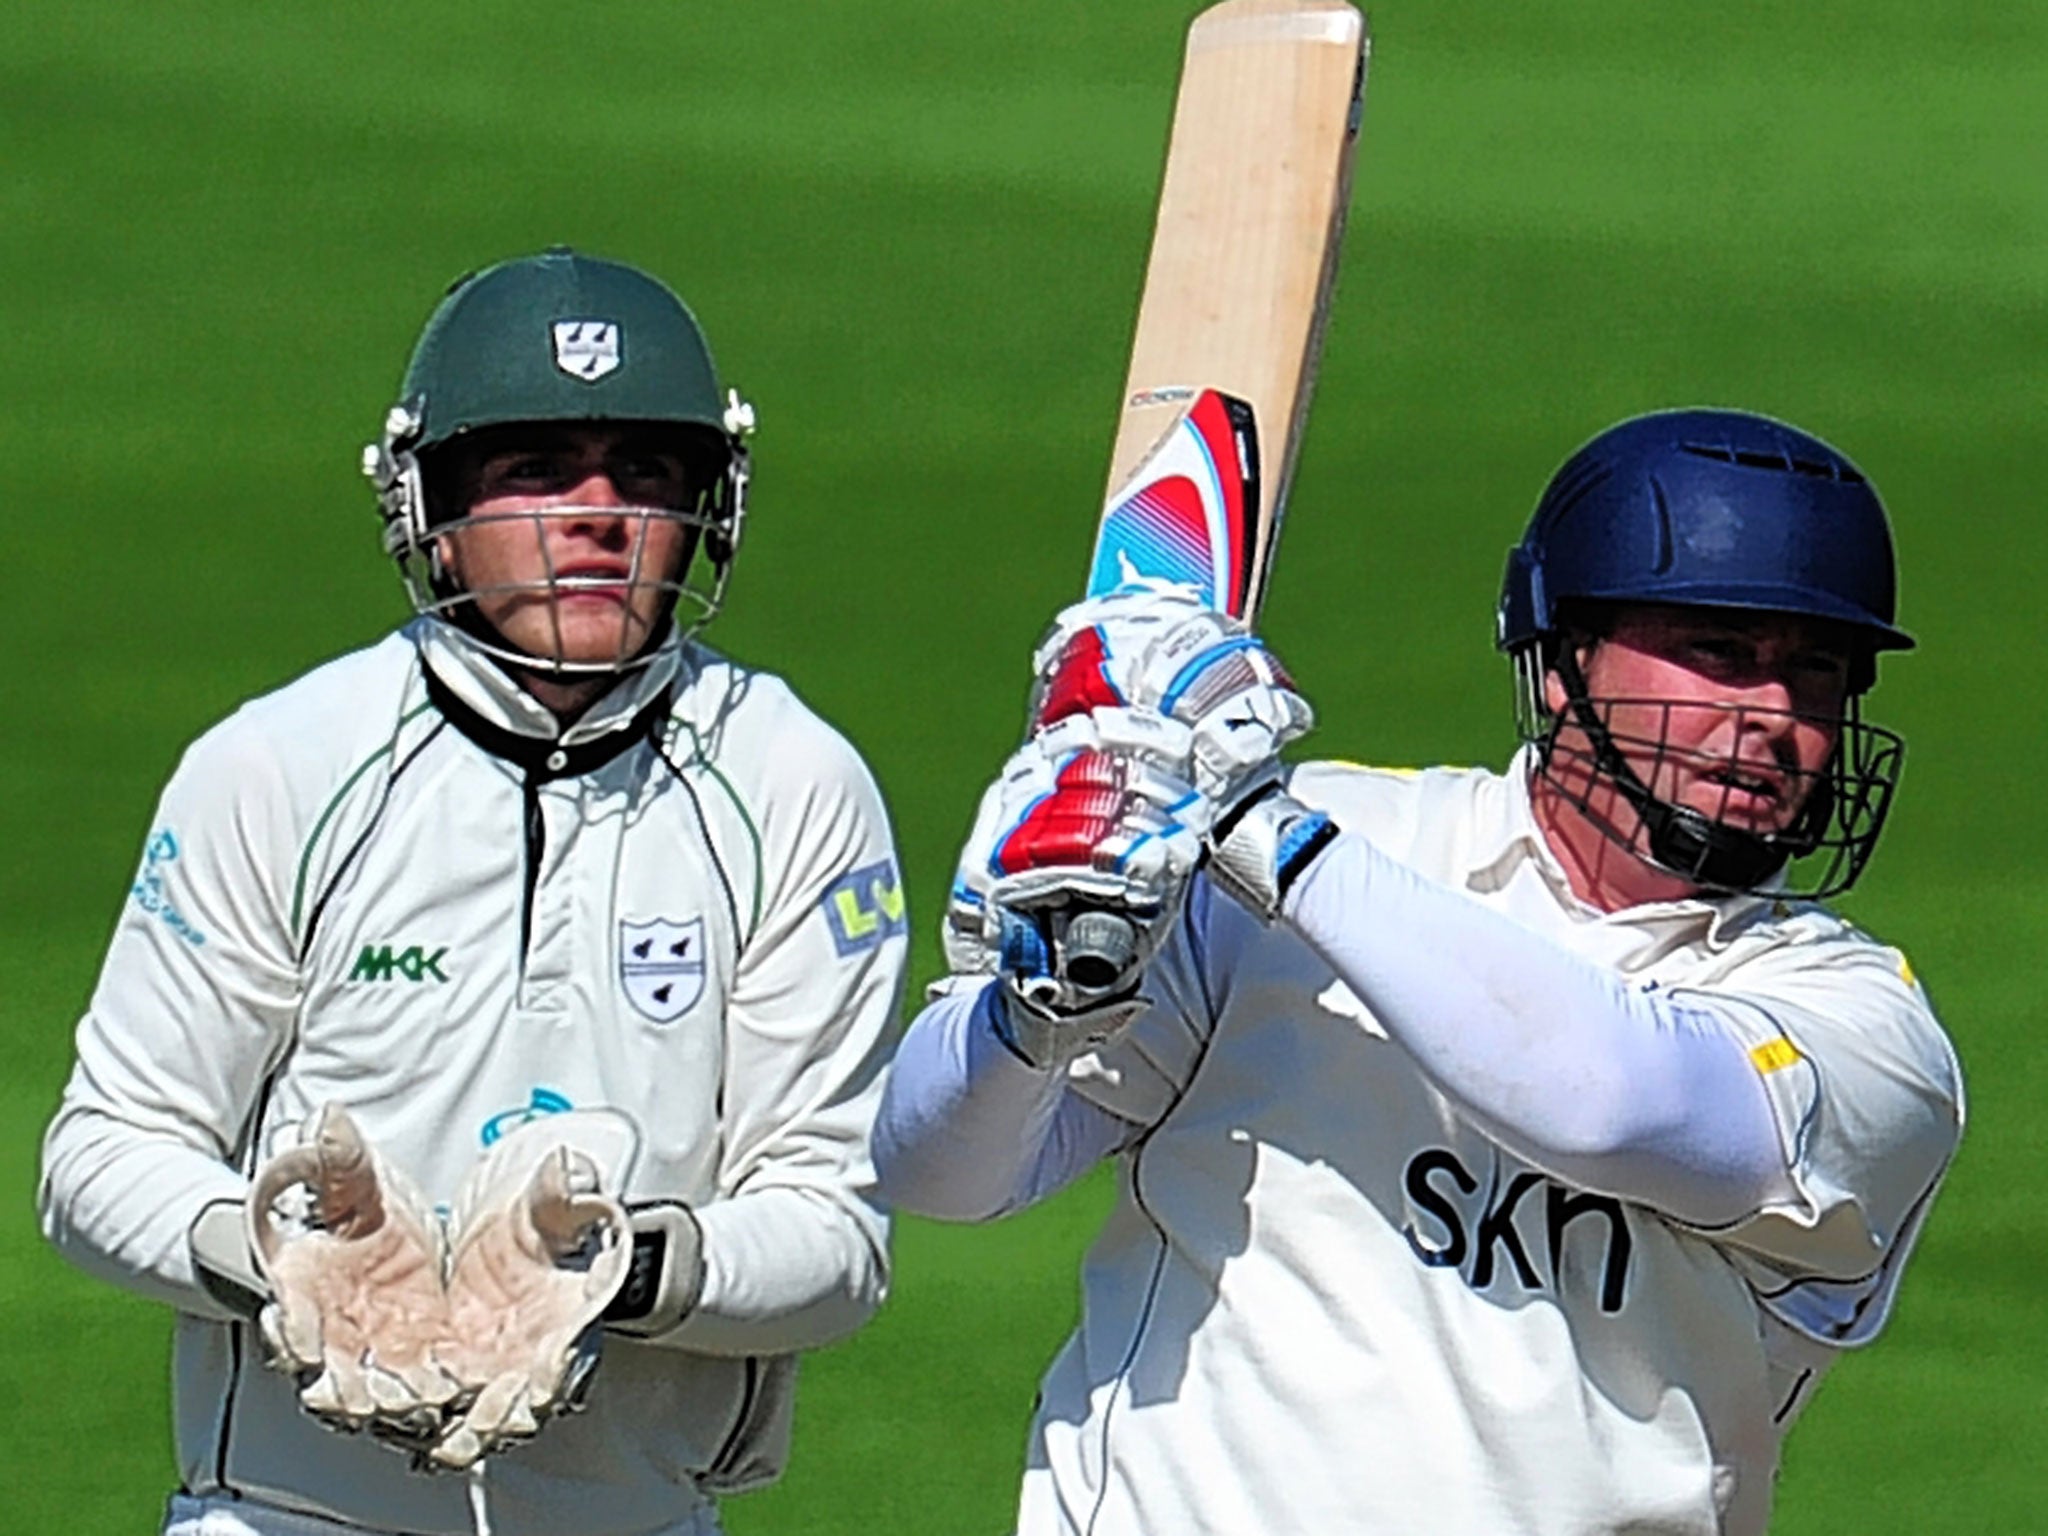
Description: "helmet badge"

(551, 319), (622, 381)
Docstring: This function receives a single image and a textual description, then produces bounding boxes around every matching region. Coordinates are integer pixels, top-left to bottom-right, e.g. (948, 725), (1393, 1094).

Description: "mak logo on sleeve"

(822, 859), (907, 956)
(620, 916), (706, 1023)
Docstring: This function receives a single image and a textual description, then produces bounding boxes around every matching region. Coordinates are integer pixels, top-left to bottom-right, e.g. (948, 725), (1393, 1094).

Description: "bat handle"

(1060, 909), (1142, 992)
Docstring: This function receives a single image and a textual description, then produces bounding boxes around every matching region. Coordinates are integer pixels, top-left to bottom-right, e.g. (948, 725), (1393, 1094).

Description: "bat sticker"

(1086, 389), (1261, 616)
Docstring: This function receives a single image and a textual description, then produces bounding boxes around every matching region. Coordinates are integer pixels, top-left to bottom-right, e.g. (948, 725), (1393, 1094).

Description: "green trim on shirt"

(675, 717), (766, 940)
(290, 700), (437, 937)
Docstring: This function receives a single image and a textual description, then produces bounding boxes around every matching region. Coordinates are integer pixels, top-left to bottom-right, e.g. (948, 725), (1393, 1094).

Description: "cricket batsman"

(875, 409), (1964, 1534)
(39, 248), (907, 1536)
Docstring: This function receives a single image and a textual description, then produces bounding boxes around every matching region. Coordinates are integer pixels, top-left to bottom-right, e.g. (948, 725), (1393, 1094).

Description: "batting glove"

(1205, 780), (1341, 923)
(979, 717), (1215, 1052)
(1026, 582), (1213, 731)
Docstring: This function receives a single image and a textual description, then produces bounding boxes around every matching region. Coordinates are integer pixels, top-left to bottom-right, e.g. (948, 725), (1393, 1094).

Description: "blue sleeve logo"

(822, 859), (908, 956)
(130, 828), (208, 947)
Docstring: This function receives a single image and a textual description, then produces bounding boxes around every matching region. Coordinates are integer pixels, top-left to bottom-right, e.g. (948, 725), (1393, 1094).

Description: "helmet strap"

(1548, 646), (1797, 893)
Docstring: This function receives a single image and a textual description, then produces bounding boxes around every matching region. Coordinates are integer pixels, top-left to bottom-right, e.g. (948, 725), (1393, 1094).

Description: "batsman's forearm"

(873, 982), (1126, 1221)
(1281, 832), (1793, 1226)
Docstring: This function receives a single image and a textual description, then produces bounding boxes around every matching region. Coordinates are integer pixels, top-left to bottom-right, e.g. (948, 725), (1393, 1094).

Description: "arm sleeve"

(873, 981), (1132, 1221)
(1686, 946), (1963, 1344)
(1280, 830), (1804, 1226)
(660, 734), (906, 1357)
(37, 725), (301, 1319)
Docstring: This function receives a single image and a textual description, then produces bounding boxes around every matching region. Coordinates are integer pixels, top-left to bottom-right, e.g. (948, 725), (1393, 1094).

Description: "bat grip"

(1060, 909), (1141, 992)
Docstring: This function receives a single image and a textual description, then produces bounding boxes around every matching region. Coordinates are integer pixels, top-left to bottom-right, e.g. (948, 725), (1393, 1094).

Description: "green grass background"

(4, 2), (2041, 1530)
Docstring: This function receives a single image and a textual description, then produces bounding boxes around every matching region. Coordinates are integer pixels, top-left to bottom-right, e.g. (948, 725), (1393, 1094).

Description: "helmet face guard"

(387, 495), (734, 678)
(362, 248), (758, 674)
(1498, 409), (1913, 898)
(1511, 642), (1904, 899)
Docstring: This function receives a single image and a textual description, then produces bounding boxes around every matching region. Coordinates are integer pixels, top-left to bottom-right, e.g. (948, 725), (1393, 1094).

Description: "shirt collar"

(1466, 744), (1771, 952)
(411, 617), (683, 746)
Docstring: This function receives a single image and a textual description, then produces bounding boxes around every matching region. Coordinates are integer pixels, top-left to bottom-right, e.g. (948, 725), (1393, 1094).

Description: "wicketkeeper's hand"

(431, 1116), (635, 1470)
(246, 1104), (462, 1440)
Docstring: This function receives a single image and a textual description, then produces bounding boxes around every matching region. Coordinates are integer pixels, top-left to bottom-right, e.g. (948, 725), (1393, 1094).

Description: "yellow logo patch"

(1748, 1037), (1802, 1074)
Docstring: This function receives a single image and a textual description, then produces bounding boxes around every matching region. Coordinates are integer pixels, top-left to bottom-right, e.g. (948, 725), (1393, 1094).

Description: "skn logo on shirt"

(1402, 1148), (1635, 1313)
(348, 944), (451, 983)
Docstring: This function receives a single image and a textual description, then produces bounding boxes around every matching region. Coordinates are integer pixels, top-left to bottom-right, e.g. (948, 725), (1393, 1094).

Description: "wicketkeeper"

(876, 409), (1964, 1535)
(40, 249), (907, 1536)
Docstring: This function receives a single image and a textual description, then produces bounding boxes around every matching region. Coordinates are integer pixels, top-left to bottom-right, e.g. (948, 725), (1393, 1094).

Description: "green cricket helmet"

(363, 247), (757, 670)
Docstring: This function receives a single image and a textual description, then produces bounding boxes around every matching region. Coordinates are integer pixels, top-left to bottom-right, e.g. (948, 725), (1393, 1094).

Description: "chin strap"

(1547, 648), (1820, 894)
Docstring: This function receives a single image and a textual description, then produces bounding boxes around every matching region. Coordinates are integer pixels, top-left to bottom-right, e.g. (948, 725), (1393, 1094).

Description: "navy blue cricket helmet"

(1497, 408), (1913, 691)
(1497, 408), (1911, 899)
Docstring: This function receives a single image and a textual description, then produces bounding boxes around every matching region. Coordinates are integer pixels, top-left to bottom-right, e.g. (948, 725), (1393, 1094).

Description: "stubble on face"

(1532, 604), (1855, 908)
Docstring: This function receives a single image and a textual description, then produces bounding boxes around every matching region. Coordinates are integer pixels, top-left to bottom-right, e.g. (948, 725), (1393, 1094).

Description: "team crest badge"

(552, 319), (622, 381)
(619, 916), (705, 1023)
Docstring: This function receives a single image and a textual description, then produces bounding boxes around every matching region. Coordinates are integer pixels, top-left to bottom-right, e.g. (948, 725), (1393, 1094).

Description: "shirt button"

(546, 750), (567, 771)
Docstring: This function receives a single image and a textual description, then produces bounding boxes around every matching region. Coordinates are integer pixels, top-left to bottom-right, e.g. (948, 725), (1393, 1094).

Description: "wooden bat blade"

(1087, 389), (1261, 617)
(1103, 0), (1367, 619)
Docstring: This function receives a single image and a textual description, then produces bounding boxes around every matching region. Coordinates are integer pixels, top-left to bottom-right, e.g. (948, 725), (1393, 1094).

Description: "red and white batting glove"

(976, 716), (1214, 1063)
(1037, 602), (1314, 802)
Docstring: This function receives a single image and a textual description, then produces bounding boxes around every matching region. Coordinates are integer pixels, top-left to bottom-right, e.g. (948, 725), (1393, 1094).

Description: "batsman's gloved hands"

(1031, 591), (1314, 807)
(1026, 582), (1213, 728)
(940, 708), (1193, 985)
(246, 1104), (462, 1441)
(431, 1112), (637, 1470)
(1204, 780), (1341, 923)
(977, 712), (1217, 1064)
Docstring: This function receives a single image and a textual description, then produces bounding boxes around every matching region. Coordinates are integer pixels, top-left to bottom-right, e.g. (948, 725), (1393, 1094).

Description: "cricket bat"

(1063, 0), (1368, 988)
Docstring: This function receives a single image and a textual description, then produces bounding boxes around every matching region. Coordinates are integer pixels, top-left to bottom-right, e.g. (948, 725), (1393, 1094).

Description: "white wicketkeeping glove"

(246, 1104), (462, 1440)
(430, 1113), (636, 1470)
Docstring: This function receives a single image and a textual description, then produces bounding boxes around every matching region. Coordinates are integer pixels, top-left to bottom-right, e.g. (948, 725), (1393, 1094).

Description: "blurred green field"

(3, 2), (2041, 1531)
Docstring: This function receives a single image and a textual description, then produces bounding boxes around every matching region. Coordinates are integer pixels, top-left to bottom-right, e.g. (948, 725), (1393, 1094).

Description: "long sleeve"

(874, 982), (1131, 1221)
(1280, 831), (1797, 1226)
(39, 724), (301, 1318)
(660, 727), (905, 1357)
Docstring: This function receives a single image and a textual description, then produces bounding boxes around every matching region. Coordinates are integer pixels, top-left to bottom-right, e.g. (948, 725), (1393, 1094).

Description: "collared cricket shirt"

(41, 620), (908, 1536)
(1010, 754), (1961, 1536)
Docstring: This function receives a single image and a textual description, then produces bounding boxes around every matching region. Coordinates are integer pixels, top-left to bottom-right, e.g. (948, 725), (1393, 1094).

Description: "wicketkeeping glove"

(431, 1114), (636, 1470)
(601, 1201), (707, 1341)
(246, 1104), (462, 1440)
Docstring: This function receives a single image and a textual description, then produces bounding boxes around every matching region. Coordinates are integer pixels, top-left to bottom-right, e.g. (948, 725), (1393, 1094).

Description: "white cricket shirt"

(40, 619), (908, 1536)
(886, 752), (1961, 1536)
